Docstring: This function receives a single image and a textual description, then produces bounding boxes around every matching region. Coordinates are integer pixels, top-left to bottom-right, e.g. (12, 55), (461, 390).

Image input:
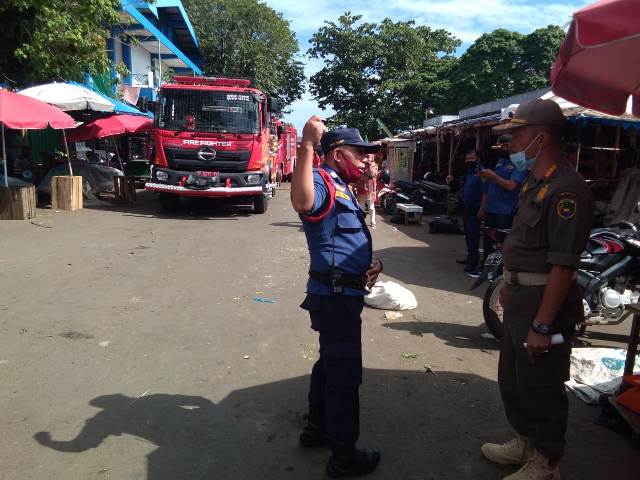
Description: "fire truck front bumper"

(145, 167), (269, 198)
(145, 183), (265, 197)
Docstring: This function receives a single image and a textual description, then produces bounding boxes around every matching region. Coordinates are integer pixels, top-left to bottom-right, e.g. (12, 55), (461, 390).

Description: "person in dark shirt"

(458, 149), (484, 275)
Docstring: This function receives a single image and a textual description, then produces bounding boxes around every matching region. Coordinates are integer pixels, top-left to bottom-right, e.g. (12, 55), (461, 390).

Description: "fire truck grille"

(164, 147), (251, 172)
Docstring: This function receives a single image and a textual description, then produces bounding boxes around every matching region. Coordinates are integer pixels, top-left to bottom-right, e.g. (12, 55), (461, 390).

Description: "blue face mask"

(510, 134), (542, 172)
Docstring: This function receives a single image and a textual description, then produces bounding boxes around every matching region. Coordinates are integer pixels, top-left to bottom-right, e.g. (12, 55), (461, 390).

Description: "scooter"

(473, 222), (640, 339)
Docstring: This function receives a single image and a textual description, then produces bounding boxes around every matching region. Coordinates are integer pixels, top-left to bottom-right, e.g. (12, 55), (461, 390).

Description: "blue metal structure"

(110, 1), (203, 101)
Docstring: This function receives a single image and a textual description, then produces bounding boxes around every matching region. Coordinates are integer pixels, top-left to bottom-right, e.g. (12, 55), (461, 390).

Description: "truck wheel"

(254, 194), (268, 214)
(159, 193), (180, 211)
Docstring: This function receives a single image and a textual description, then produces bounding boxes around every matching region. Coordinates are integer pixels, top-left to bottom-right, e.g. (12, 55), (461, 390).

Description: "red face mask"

(336, 152), (363, 184)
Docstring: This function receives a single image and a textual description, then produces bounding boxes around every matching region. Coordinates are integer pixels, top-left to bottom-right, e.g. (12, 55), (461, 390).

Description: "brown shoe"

(503, 450), (561, 479)
(481, 435), (532, 466)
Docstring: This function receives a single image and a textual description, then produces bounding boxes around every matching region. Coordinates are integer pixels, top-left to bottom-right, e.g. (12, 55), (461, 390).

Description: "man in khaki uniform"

(481, 99), (593, 480)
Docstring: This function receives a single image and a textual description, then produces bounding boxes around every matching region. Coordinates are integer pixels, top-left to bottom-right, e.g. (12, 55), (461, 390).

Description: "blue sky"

(265, 0), (590, 132)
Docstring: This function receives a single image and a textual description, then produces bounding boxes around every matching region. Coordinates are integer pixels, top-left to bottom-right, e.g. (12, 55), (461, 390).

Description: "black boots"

(299, 421), (327, 448)
(326, 448), (381, 478)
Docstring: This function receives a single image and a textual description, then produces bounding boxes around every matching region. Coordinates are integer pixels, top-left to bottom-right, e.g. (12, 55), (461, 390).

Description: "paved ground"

(1, 187), (638, 480)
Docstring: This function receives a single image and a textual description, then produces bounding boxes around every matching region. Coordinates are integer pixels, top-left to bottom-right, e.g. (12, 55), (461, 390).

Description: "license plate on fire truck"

(196, 171), (220, 182)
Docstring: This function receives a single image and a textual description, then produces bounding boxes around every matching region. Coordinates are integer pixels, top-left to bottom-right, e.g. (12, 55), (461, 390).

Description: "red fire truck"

(270, 117), (297, 183)
(146, 76), (281, 213)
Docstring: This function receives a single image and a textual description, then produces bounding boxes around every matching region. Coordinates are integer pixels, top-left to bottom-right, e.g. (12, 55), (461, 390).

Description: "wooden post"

(436, 133), (442, 173)
(448, 131), (455, 178)
(625, 304), (640, 376)
(0, 185), (36, 220)
(51, 176), (82, 211)
(114, 176), (137, 204)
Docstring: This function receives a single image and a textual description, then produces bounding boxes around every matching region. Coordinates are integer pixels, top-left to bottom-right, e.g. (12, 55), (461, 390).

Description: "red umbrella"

(551, 0), (640, 117)
(66, 114), (153, 142)
(0, 88), (76, 186)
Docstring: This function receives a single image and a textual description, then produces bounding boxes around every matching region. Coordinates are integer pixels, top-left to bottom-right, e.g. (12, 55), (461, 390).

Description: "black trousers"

(463, 206), (481, 269)
(499, 282), (582, 460)
(301, 294), (364, 453)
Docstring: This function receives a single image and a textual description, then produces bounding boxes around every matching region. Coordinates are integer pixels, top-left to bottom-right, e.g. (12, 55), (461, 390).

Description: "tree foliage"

(449, 25), (566, 110)
(0, 0), (120, 87)
(309, 13), (460, 137)
(308, 15), (566, 136)
(184, 0), (305, 111)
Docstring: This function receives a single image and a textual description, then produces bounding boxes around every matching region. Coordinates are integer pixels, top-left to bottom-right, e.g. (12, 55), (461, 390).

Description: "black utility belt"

(309, 270), (367, 294)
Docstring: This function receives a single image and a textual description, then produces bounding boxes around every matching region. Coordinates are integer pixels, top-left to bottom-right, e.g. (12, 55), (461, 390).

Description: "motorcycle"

(473, 221), (640, 339)
(395, 174), (452, 213)
(377, 170), (412, 214)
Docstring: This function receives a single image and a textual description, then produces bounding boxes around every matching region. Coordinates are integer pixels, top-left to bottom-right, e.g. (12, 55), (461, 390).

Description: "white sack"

(365, 281), (417, 310)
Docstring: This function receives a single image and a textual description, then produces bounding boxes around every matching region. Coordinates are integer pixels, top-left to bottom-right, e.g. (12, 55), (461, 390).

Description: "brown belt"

(503, 269), (576, 286)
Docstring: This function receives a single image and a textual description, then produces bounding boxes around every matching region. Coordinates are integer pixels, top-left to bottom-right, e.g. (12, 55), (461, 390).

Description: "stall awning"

(66, 114), (153, 142)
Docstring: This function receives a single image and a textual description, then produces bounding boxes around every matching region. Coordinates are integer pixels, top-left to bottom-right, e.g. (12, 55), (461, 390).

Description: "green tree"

(183, 0), (305, 111)
(308, 13), (460, 138)
(519, 25), (566, 91)
(0, 0), (120, 87)
(448, 26), (566, 111)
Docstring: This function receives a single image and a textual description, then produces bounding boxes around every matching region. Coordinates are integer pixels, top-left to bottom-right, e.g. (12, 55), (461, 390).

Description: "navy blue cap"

(320, 128), (380, 154)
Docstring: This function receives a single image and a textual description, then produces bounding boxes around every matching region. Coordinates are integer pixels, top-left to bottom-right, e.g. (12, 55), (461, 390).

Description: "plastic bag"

(365, 281), (417, 310)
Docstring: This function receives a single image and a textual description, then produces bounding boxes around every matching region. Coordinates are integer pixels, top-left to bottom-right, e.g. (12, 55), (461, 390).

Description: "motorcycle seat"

(416, 180), (449, 191)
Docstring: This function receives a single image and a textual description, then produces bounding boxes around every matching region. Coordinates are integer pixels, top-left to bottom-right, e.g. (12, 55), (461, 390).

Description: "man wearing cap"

(479, 134), (528, 257)
(481, 99), (593, 479)
(291, 116), (383, 478)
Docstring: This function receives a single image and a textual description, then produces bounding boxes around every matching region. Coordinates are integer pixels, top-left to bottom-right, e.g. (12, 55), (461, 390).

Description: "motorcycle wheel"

(483, 276), (506, 340)
(383, 195), (397, 214)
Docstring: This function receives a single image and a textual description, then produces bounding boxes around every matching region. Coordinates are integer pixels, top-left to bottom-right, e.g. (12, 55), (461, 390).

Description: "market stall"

(0, 88), (75, 219)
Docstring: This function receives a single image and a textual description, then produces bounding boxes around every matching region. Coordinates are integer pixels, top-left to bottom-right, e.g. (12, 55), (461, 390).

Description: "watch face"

(534, 321), (552, 335)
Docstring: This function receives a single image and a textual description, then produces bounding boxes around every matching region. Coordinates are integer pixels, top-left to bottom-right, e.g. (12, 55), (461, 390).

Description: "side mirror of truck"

(269, 97), (280, 114)
(277, 125), (286, 136)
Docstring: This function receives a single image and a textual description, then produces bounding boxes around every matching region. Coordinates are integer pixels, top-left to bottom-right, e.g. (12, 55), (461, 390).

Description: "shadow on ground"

(375, 244), (483, 298)
(270, 221), (304, 232)
(79, 190), (257, 220)
(32, 369), (639, 480)
(382, 319), (499, 351)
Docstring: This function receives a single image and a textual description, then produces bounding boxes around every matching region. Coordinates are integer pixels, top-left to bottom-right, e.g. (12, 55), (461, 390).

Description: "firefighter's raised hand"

(301, 115), (326, 148)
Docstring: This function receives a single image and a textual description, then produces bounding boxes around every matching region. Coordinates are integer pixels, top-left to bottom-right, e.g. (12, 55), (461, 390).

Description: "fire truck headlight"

(246, 174), (262, 185)
(155, 170), (169, 182)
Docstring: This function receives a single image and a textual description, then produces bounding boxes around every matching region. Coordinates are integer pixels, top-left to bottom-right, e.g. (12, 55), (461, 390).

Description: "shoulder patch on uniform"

(335, 190), (350, 200)
(557, 191), (576, 198)
(556, 197), (577, 220)
(536, 184), (550, 201)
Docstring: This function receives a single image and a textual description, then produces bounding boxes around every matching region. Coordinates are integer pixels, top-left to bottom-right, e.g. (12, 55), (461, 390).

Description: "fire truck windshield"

(156, 90), (260, 134)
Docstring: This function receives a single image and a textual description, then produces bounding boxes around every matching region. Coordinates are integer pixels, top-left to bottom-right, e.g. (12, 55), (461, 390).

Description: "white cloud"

(271, 0), (590, 131)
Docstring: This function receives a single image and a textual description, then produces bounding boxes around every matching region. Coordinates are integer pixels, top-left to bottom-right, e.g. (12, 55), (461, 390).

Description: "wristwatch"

(532, 319), (553, 335)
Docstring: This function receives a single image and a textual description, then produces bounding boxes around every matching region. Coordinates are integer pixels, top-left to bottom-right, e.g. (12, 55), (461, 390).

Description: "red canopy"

(66, 114), (153, 142)
(551, 0), (640, 117)
(0, 88), (75, 129)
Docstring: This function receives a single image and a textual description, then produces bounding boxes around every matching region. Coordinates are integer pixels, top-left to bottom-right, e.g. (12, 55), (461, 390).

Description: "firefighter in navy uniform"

(481, 99), (593, 480)
(291, 116), (383, 478)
